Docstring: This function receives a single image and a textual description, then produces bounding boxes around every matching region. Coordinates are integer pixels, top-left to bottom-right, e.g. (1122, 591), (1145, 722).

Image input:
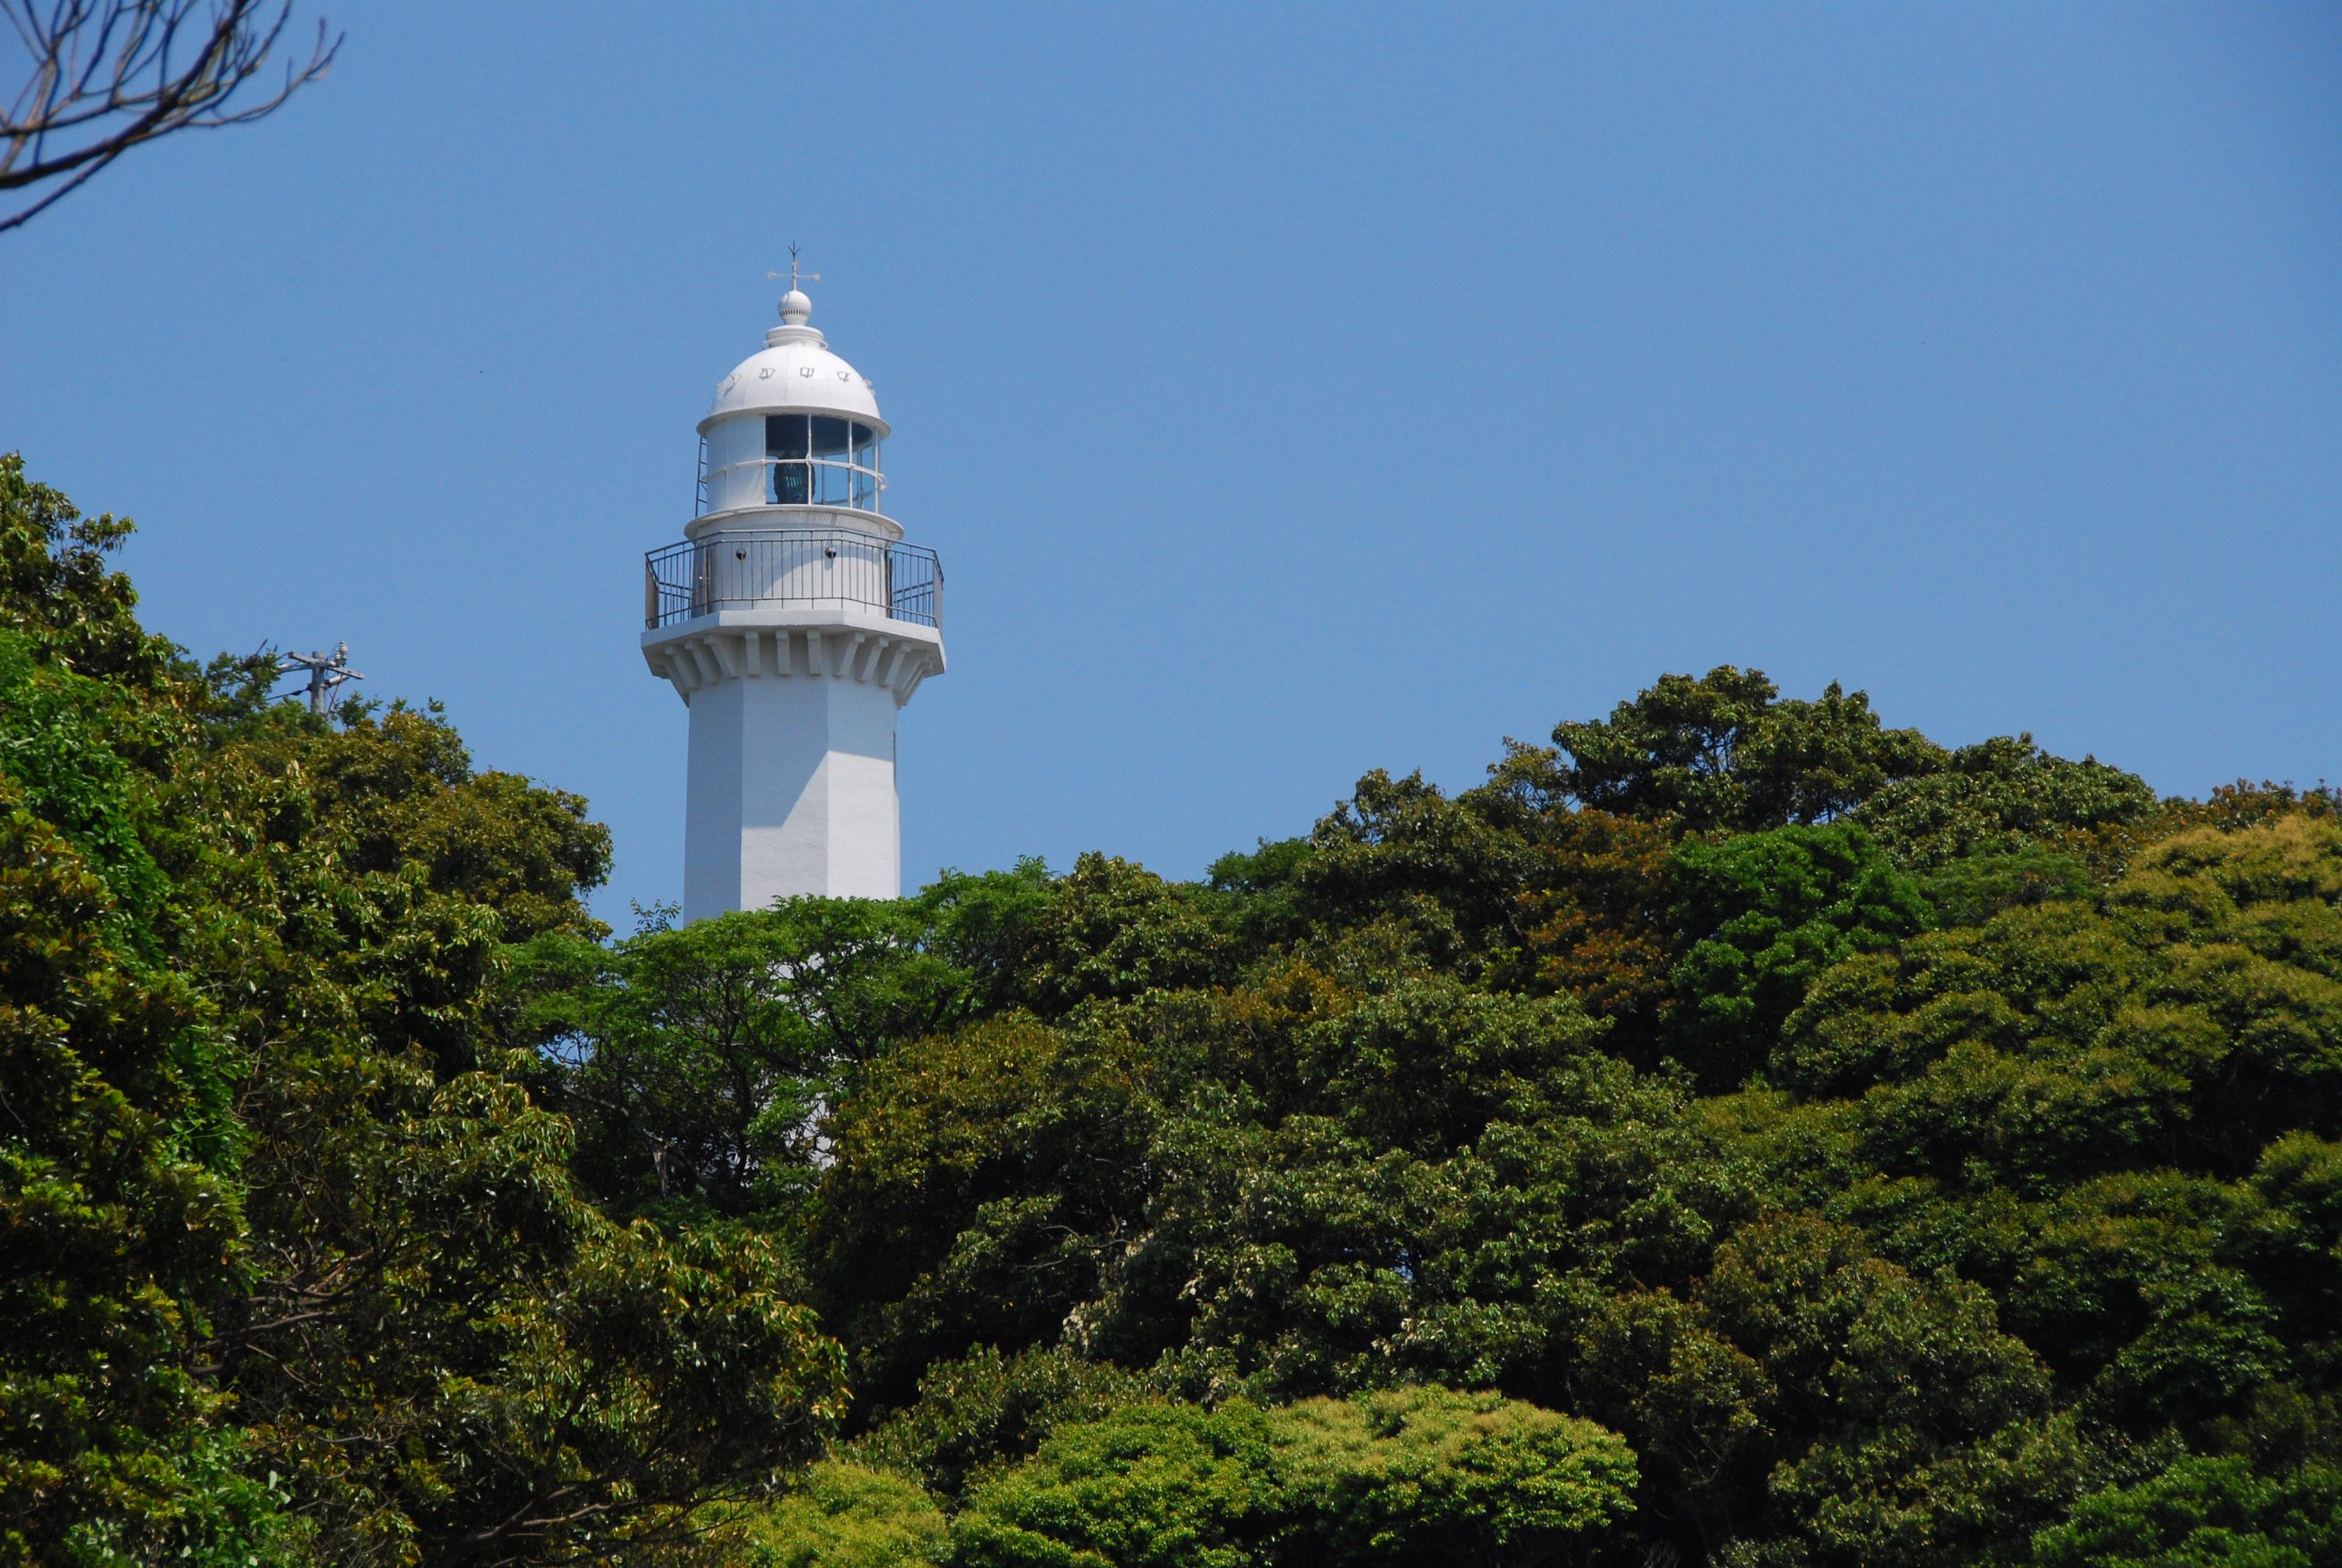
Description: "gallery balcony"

(644, 531), (941, 631)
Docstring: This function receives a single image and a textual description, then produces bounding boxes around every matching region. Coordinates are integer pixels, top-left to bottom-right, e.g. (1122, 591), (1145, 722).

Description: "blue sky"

(4, 3), (2337, 924)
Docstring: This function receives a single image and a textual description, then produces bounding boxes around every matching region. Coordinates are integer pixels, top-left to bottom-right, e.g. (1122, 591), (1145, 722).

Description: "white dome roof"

(702, 291), (886, 434)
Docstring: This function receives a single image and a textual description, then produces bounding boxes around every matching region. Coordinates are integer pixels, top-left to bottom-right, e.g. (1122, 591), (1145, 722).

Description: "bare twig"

(2, 0), (339, 232)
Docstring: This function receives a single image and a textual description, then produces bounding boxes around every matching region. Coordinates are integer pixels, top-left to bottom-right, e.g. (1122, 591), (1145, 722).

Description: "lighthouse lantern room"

(640, 282), (945, 919)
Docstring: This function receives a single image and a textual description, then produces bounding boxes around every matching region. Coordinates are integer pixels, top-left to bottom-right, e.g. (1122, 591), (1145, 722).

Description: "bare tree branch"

(1, 0), (338, 233)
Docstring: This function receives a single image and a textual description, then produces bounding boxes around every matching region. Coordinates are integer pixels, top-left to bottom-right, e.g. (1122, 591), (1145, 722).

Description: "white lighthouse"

(641, 281), (945, 918)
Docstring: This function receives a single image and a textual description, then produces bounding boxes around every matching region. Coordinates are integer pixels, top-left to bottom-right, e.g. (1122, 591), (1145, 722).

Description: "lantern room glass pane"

(766, 414), (811, 458)
(849, 423), (879, 510)
(760, 413), (883, 509)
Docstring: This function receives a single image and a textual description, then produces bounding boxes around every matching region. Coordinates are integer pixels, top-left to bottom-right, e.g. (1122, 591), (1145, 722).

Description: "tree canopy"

(7, 452), (2340, 1568)
(0, 455), (843, 1566)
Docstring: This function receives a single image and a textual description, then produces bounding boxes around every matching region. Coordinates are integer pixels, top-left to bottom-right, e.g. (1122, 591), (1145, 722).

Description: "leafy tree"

(1012, 853), (1232, 1015)
(847, 1347), (1161, 1502)
(1665, 824), (1932, 1086)
(1785, 816), (2342, 1177)
(1121, 1067), (1738, 1403)
(1290, 977), (1605, 1154)
(1735, 681), (1949, 829)
(950, 1390), (1637, 1568)
(954, 1400), (1278, 1568)
(1514, 809), (1680, 1060)
(2028, 1457), (2342, 1568)
(0, 454), (175, 682)
(2158, 780), (2342, 837)
(725, 1462), (948, 1568)
(222, 1069), (847, 1563)
(915, 861), (1059, 1015)
(24, 448), (2342, 1568)
(1296, 768), (1542, 969)
(521, 903), (952, 1218)
(1540, 666), (1783, 830)
(1, 460), (847, 1564)
(1568, 1288), (1769, 1552)
(0, 459), (258, 1563)
(0, 632), (172, 925)
(273, 699), (611, 944)
(0, 772), (257, 1563)
(1208, 836), (1316, 955)
(1694, 1217), (2080, 1568)
(1269, 1385), (1638, 1566)
(1857, 735), (2157, 874)
(516, 863), (1059, 1222)
(816, 1012), (1168, 1409)
(1531, 669), (1942, 833)
(1917, 846), (2092, 928)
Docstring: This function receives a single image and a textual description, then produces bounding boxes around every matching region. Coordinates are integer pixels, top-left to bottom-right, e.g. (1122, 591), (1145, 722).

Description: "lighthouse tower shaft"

(667, 615), (936, 913)
(641, 286), (944, 920)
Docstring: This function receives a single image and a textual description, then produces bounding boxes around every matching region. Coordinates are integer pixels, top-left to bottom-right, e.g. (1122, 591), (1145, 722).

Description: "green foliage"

(816, 1012), (1167, 1405)
(939, 1389), (1635, 1568)
(222, 1067), (849, 1562)
(1918, 846), (2092, 927)
(1514, 808), (1680, 1060)
(0, 453), (174, 686)
(1293, 976), (1605, 1152)
(57, 1426), (305, 1568)
(1536, 667), (1944, 832)
(1666, 824), (1933, 1085)
(914, 861), (1059, 1015)
(520, 903), (940, 1218)
(0, 460), (843, 1566)
(1011, 852), (1231, 1015)
(13, 465), (2342, 1568)
(0, 632), (170, 926)
(517, 861), (1063, 1223)
(0, 467), (249, 1564)
(1207, 837), (1314, 954)
(954, 1401), (1277, 1568)
(1296, 768), (1540, 970)
(1268, 1386), (1638, 1564)
(220, 693), (613, 949)
(785, 668), (2342, 1567)
(2028, 1457), (2342, 1568)
(847, 1347), (1161, 1502)
(1696, 1217), (2082, 1566)
(729, 1463), (949, 1568)
(1858, 735), (2159, 873)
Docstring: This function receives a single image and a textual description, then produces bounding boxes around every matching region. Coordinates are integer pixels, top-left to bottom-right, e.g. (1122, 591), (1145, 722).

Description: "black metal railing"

(644, 532), (941, 630)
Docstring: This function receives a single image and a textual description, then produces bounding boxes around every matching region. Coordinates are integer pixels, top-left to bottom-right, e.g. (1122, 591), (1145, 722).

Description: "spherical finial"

(779, 288), (812, 326)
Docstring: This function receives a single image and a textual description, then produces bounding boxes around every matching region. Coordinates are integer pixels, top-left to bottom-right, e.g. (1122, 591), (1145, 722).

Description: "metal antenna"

(277, 641), (365, 716)
(767, 242), (821, 292)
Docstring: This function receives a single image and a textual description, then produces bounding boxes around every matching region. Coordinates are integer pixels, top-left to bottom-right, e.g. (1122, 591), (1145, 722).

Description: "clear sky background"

(4, 4), (2337, 926)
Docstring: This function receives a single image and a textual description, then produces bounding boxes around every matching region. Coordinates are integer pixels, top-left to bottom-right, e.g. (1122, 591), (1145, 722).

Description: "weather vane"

(767, 242), (820, 293)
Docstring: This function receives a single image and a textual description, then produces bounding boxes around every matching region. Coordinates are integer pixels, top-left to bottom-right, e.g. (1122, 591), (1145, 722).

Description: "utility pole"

(277, 642), (364, 715)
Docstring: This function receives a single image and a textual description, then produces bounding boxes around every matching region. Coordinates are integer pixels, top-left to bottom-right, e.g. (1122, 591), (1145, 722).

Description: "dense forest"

(5, 450), (2339, 1568)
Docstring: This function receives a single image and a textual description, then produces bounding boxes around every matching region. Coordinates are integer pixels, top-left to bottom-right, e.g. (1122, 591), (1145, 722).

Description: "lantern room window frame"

(693, 416), (886, 518)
